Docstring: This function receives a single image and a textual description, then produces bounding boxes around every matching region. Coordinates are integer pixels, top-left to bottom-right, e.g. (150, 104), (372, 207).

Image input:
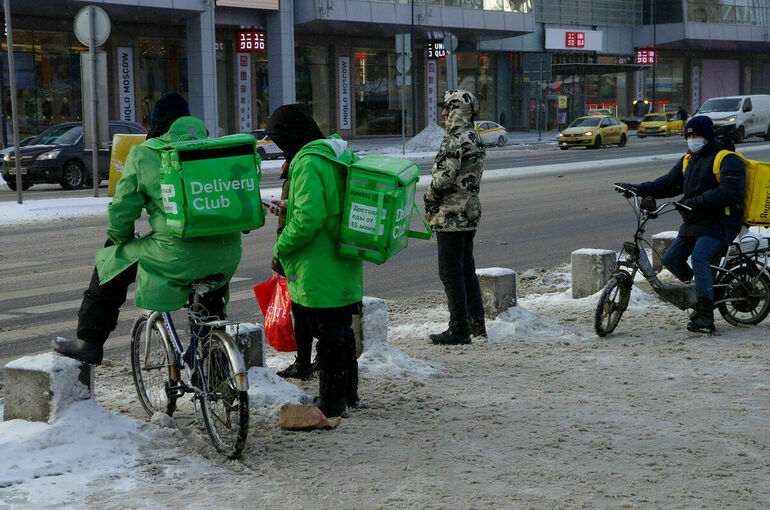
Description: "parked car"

(474, 120), (508, 147)
(1, 121), (147, 190)
(250, 129), (283, 160)
(696, 94), (770, 143)
(0, 136), (37, 158)
(558, 115), (628, 150)
(637, 112), (684, 138)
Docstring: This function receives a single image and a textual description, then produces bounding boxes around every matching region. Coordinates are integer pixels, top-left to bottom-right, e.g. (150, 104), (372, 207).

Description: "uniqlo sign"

(237, 31), (266, 51)
(565, 31), (585, 48)
(636, 49), (657, 65)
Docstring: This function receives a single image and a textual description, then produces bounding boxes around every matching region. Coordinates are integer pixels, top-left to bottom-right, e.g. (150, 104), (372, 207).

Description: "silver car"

(250, 129), (284, 160)
(474, 121), (508, 147)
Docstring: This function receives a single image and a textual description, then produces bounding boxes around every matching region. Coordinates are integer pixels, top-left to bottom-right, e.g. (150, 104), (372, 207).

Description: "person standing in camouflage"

(424, 89), (486, 345)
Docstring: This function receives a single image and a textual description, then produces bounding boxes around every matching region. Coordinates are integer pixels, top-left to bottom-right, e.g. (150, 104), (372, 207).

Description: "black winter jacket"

(635, 140), (746, 243)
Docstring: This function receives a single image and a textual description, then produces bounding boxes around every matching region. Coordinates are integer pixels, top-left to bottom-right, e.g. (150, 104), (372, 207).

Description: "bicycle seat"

(190, 274), (225, 294)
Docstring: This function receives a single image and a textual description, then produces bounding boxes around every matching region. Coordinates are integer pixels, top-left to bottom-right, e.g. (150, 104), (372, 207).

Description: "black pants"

(436, 230), (484, 334)
(290, 302), (315, 365)
(76, 241), (227, 346)
(292, 302), (359, 402)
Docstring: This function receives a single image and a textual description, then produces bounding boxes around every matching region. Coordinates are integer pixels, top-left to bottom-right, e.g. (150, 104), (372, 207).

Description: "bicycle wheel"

(594, 274), (632, 337)
(199, 330), (249, 458)
(130, 313), (177, 418)
(717, 265), (770, 326)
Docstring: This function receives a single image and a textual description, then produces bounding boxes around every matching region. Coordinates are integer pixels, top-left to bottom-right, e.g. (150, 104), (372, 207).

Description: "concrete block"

(3, 353), (92, 423)
(571, 249), (617, 299)
(227, 323), (265, 369)
(476, 267), (517, 318)
(652, 231), (678, 272)
(352, 296), (388, 357)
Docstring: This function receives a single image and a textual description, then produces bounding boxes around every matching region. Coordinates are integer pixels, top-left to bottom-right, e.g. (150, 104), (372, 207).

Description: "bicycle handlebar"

(613, 184), (691, 216)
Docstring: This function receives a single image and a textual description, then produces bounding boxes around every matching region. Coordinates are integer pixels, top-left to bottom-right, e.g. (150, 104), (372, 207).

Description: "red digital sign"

(237, 31), (266, 51)
(636, 49), (657, 64)
(565, 31), (585, 48)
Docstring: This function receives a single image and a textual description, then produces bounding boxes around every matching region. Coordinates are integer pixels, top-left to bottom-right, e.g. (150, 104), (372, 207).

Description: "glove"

(677, 197), (699, 223)
(614, 182), (638, 198)
(680, 196), (700, 210)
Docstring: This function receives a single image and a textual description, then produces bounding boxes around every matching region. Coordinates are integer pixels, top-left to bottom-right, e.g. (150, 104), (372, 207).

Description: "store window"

(647, 58), (685, 111)
(1, 30), (83, 141)
(352, 48), (413, 136)
(296, 46), (330, 134)
(135, 38), (187, 128)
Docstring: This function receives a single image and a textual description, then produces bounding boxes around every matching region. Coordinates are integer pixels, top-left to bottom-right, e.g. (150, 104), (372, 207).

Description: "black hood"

(265, 105), (324, 163)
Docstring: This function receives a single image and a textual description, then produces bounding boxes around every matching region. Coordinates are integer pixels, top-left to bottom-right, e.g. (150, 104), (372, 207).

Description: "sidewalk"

(346, 129), (562, 154)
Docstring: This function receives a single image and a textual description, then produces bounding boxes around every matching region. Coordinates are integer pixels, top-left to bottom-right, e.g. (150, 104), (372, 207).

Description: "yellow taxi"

(637, 113), (684, 137)
(558, 114), (629, 150)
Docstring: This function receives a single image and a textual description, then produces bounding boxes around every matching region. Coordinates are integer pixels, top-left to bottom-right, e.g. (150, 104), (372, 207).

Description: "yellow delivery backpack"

(682, 150), (770, 226)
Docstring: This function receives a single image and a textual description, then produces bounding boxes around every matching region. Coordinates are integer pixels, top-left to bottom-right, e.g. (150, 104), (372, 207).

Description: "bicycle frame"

(143, 308), (249, 396)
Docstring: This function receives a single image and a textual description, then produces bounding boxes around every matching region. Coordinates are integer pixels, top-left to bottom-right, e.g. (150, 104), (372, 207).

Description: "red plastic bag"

(253, 272), (297, 352)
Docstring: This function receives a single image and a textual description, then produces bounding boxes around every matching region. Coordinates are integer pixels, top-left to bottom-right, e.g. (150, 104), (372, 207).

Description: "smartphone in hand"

(261, 197), (286, 212)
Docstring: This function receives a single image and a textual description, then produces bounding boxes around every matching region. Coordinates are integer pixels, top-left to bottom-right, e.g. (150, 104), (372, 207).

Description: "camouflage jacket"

(424, 91), (485, 231)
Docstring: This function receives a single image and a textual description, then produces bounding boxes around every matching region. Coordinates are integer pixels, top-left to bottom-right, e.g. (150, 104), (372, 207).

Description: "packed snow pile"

(247, 366), (310, 417)
(358, 342), (438, 381)
(0, 399), (184, 507)
(404, 122), (445, 153)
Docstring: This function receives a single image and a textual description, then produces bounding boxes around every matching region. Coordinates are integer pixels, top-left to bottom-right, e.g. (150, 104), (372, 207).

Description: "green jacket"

(274, 136), (363, 308)
(95, 116), (242, 311)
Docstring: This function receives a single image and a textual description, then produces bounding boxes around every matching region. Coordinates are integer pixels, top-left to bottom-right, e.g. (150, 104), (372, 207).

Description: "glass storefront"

(135, 38), (187, 128)
(296, 46), (331, 135)
(352, 48), (413, 136)
(1, 30), (84, 141)
(646, 57), (686, 110)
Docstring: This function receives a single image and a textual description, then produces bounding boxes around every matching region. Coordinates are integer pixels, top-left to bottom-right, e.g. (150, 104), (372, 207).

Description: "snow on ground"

(2, 263), (769, 507)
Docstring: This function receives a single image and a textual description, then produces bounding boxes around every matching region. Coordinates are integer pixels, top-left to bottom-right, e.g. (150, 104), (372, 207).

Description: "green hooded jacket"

(94, 116), (242, 311)
(273, 136), (363, 308)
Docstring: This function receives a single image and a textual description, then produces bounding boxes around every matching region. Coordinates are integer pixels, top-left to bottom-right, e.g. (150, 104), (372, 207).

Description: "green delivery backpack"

(145, 133), (265, 238)
(338, 154), (432, 264)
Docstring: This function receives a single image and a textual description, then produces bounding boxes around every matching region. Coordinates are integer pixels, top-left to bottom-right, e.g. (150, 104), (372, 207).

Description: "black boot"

(470, 317), (487, 338)
(276, 358), (314, 380)
(687, 299), (715, 334)
(51, 337), (103, 365)
(312, 396), (349, 418)
(430, 329), (471, 345)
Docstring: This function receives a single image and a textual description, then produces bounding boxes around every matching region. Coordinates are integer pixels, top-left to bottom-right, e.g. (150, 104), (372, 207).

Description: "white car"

(474, 121), (508, 147)
(250, 129), (284, 160)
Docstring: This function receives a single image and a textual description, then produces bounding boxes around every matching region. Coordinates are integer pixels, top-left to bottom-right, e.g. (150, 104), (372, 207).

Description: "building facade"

(2, 0), (770, 142)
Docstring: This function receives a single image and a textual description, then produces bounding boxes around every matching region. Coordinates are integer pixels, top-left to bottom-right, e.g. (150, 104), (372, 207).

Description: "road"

(3, 136), (770, 366)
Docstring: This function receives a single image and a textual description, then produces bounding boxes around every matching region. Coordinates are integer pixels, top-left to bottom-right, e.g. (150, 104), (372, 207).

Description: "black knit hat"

(266, 104), (324, 163)
(684, 115), (716, 141)
(151, 92), (190, 126)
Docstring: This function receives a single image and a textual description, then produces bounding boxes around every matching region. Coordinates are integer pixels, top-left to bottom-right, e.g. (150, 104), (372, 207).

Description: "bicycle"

(594, 185), (770, 336)
(129, 276), (250, 458)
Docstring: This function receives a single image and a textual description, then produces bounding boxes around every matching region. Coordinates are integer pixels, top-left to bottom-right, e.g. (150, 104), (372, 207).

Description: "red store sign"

(237, 31), (266, 51)
(636, 49), (657, 65)
(565, 31), (585, 48)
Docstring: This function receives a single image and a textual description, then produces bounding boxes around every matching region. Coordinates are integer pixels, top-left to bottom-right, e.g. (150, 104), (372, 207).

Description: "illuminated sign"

(565, 31), (585, 48)
(545, 28), (603, 51)
(426, 41), (446, 59)
(635, 48), (657, 65)
(237, 31), (266, 52)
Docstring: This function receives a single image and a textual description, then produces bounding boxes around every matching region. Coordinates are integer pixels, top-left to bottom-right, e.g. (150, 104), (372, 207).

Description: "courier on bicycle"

(53, 92), (242, 364)
(615, 115), (746, 333)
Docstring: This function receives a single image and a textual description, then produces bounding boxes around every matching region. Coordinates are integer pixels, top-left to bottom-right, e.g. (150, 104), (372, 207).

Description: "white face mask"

(687, 137), (706, 153)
